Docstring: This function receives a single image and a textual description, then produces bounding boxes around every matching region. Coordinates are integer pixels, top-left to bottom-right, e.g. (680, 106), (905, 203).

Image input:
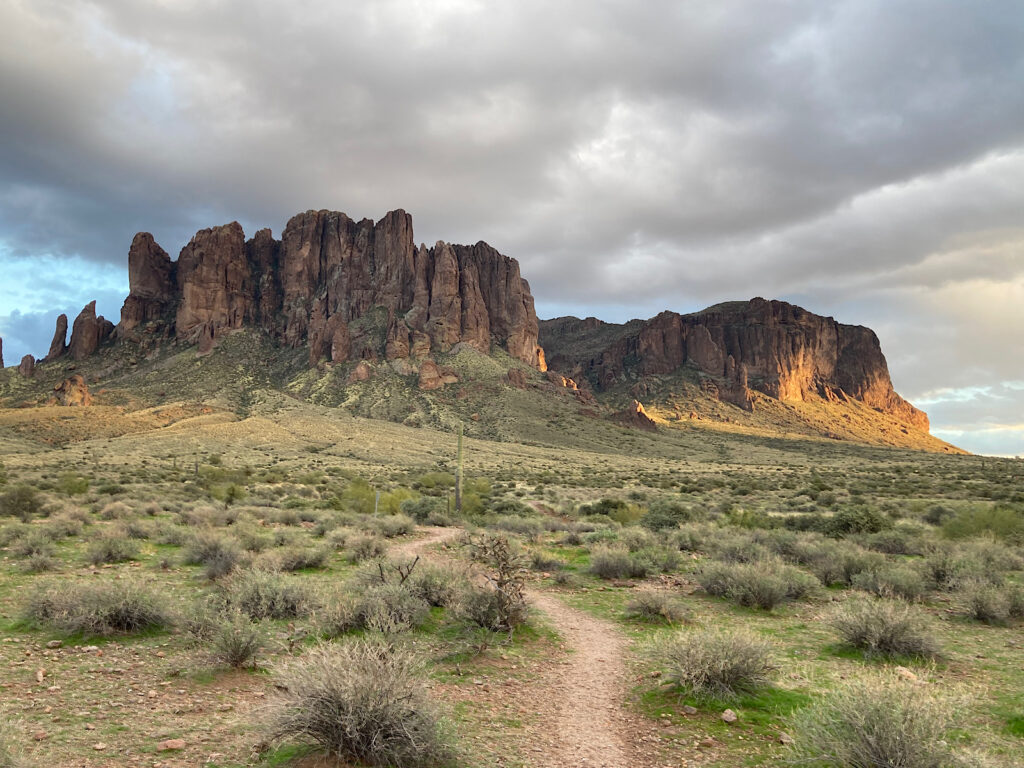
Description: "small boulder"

(158, 738), (186, 751)
(54, 374), (93, 406)
(720, 709), (738, 723)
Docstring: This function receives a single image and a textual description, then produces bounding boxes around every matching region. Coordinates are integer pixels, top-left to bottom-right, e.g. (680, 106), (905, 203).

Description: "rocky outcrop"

(18, 354), (34, 378)
(68, 301), (113, 361)
(610, 400), (657, 431)
(44, 314), (68, 361)
(540, 298), (928, 431)
(418, 360), (459, 391)
(120, 233), (176, 332)
(54, 374), (92, 406)
(104, 209), (545, 370)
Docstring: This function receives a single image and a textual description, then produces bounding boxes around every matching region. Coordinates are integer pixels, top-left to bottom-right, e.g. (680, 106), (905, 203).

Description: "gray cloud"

(1, 0), (1023, 454)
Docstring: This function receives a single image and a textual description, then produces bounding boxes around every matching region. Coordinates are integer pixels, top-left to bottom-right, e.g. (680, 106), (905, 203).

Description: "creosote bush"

(829, 597), (941, 658)
(23, 579), (172, 636)
(698, 559), (819, 610)
(223, 569), (317, 620)
(656, 627), (776, 699)
(787, 675), (976, 768)
(0, 485), (42, 521)
(85, 533), (140, 565)
(623, 590), (691, 625)
(262, 641), (452, 768)
(191, 607), (265, 668)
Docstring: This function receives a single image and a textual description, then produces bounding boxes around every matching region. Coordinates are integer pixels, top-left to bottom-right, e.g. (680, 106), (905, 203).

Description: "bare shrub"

(188, 606), (265, 668)
(463, 534), (529, 632)
(829, 597), (941, 658)
(656, 627), (776, 699)
(851, 565), (927, 601)
(262, 641), (452, 767)
(348, 534), (387, 563)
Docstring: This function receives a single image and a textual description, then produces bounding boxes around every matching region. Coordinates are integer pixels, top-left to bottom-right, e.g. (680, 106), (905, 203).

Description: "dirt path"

(390, 527), (664, 768)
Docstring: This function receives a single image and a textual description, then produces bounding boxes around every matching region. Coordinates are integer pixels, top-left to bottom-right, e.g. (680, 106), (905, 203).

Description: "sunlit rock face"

(112, 209), (545, 369)
(540, 299), (929, 431)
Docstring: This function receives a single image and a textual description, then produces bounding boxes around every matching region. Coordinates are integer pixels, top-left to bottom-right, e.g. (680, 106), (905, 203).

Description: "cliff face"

(540, 298), (929, 431)
(107, 209), (545, 369)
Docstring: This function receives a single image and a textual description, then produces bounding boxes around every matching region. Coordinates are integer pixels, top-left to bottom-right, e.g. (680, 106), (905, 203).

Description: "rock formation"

(611, 400), (658, 431)
(540, 298), (928, 431)
(18, 355), (34, 378)
(44, 314), (68, 361)
(0, 337), (3, 369)
(54, 374), (92, 406)
(111, 209), (545, 369)
(68, 301), (114, 361)
(120, 233), (176, 333)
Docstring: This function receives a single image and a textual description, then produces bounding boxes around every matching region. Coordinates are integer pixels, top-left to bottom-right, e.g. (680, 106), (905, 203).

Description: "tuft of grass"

(262, 640), (453, 767)
(829, 597), (941, 658)
(655, 627), (776, 700)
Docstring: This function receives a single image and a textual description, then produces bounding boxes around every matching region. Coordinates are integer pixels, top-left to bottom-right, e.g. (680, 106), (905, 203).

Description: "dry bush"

(787, 675), (978, 768)
(99, 501), (133, 520)
(698, 559), (820, 610)
(656, 627), (776, 699)
(623, 590), (691, 625)
(347, 534), (387, 563)
(187, 606), (265, 668)
(23, 579), (172, 636)
(851, 565), (927, 601)
(829, 597), (941, 658)
(262, 641), (452, 767)
(223, 569), (318, 620)
(85, 532), (139, 565)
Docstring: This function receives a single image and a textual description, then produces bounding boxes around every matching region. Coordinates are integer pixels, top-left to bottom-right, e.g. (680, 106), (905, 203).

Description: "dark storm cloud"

(1, 0), (1023, 454)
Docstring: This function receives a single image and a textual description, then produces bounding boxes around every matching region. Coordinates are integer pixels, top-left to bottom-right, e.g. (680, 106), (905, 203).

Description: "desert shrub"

(10, 531), (55, 560)
(0, 485), (42, 521)
(830, 598), (941, 658)
(488, 516), (543, 538)
(787, 675), (974, 768)
(462, 534), (529, 632)
(619, 527), (658, 551)
(376, 514), (415, 539)
(46, 513), (86, 538)
(455, 583), (528, 632)
(202, 608), (265, 668)
(357, 584), (430, 633)
(182, 531), (244, 578)
(861, 528), (925, 555)
(223, 569), (317, 620)
(589, 546), (643, 579)
(120, 519), (154, 540)
(141, 502), (162, 517)
(21, 553), (59, 573)
(154, 522), (191, 547)
(407, 563), (463, 608)
(923, 504), (955, 526)
(698, 560), (820, 610)
(959, 580), (1016, 624)
(529, 550), (565, 571)
(656, 627), (776, 699)
(265, 545), (331, 571)
(943, 504), (1024, 544)
(23, 579), (172, 635)
(85, 533), (139, 565)
(400, 496), (443, 522)
(348, 534), (387, 563)
(851, 565), (927, 601)
(641, 498), (698, 531)
(99, 501), (132, 520)
(316, 594), (360, 637)
(56, 472), (89, 495)
(829, 506), (892, 537)
(623, 590), (691, 624)
(711, 532), (771, 563)
(262, 640), (452, 768)
(671, 524), (710, 552)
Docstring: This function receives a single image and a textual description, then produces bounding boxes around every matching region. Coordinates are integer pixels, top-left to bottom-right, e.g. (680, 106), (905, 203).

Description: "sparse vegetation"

(829, 597), (941, 658)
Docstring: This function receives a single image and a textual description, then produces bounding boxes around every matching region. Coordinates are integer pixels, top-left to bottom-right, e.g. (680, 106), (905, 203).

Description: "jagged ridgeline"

(7, 207), (939, 449)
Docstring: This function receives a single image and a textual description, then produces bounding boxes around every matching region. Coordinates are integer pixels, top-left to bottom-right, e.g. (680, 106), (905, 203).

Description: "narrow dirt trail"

(390, 527), (664, 768)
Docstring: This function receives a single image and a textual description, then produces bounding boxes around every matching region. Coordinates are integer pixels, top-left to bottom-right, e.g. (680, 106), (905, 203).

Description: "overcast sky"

(1, 0), (1022, 456)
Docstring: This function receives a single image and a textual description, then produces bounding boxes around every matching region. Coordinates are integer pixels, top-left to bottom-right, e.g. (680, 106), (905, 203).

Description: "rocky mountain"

(540, 299), (928, 432)
(3, 206), (939, 449)
(44, 209), (546, 372)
